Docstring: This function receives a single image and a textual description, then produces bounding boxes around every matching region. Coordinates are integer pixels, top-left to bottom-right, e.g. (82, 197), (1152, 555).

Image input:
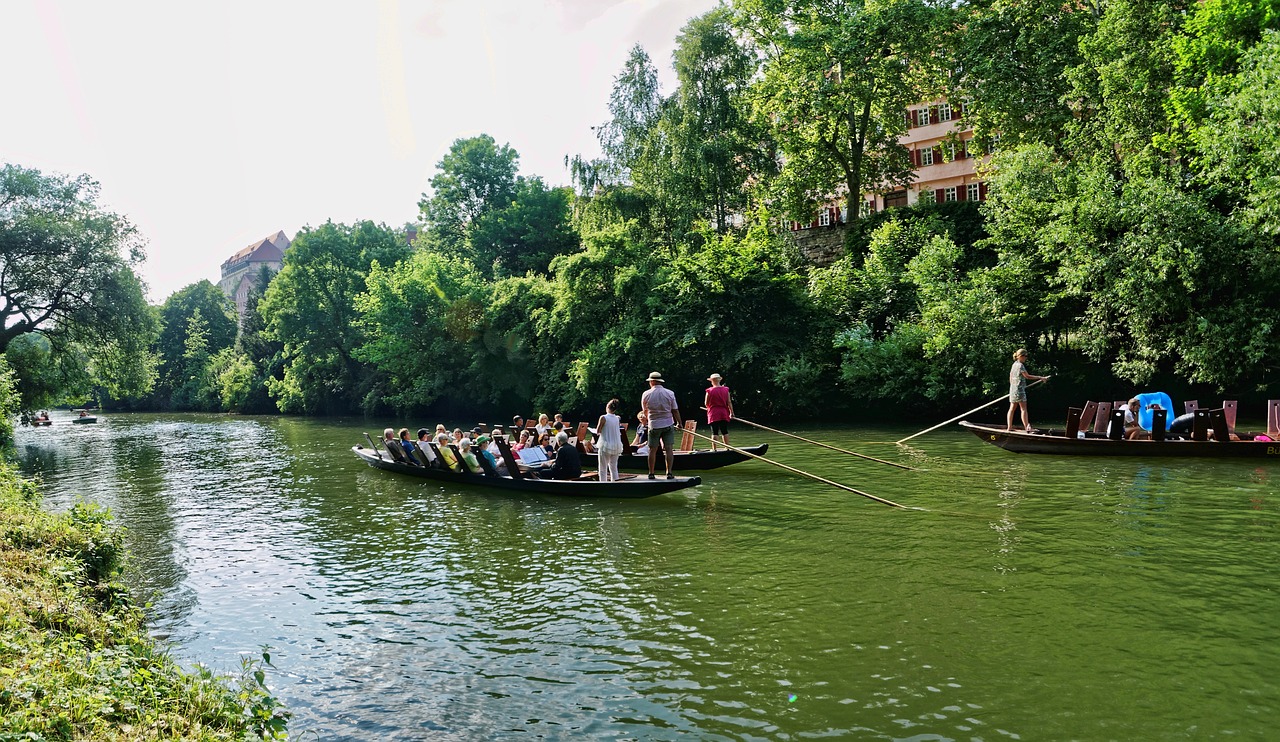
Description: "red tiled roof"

(222, 230), (291, 269)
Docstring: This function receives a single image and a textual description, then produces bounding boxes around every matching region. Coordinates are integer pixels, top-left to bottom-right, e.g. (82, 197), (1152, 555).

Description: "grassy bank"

(0, 463), (289, 740)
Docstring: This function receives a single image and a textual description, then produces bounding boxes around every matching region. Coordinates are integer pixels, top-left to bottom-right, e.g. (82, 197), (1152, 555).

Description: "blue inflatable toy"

(1135, 391), (1174, 430)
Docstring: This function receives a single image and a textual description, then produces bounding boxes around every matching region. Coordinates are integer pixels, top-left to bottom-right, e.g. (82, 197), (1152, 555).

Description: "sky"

(1, 0), (719, 302)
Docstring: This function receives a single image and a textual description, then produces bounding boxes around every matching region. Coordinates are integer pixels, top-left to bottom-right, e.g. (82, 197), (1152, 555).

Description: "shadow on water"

(14, 413), (1280, 740)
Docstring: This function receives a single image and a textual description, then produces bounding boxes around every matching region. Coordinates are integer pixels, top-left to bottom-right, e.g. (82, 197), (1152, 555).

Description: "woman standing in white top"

(595, 398), (625, 482)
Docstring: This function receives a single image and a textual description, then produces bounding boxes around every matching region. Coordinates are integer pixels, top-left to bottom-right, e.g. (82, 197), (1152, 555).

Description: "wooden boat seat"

(474, 448), (504, 478)
(1065, 407), (1083, 439)
(428, 442), (462, 473)
(1092, 402), (1113, 434)
(679, 420), (698, 452)
(450, 444), (484, 474)
(1223, 400), (1238, 430)
(1185, 400), (1199, 415)
(493, 438), (526, 480)
(1269, 400), (1280, 438)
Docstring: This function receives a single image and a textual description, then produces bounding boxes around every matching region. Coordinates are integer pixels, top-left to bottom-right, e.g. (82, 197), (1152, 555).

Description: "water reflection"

(14, 413), (1280, 740)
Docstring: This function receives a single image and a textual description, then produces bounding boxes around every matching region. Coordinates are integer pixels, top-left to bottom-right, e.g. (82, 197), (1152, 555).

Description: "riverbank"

(0, 462), (288, 740)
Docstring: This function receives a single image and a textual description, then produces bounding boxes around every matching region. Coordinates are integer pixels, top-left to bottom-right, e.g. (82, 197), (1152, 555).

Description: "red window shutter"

(934, 189), (944, 204)
(979, 182), (988, 201)
(934, 146), (942, 162)
(930, 106), (939, 123)
(911, 149), (919, 167)
(957, 185), (967, 202)
(910, 109), (919, 127)
(830, 206), (839, 224)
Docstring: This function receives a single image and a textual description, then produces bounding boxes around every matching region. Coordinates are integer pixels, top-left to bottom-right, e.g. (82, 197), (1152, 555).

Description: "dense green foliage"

(6, 0), (1278, 421)
(0, 463), (289, 739)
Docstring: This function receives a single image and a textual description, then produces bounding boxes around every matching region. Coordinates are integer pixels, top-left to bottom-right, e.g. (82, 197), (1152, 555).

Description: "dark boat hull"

(582, 443), (768, 471)
(353, 446), (700, 497)
(960, 421), (1280, 458)
(72, 417), (97, 424)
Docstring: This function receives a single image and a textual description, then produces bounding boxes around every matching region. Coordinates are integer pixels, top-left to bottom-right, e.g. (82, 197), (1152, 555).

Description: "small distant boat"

(72, 415), (98, 424)
(30, 418), (53, 427)
(960, 421), (1280, 458)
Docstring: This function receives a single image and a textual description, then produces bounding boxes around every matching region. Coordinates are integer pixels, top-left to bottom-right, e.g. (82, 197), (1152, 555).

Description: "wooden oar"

(895, 377), (1050, 445)
(729, 414), (916, 471)
(683, 428), (918, 510)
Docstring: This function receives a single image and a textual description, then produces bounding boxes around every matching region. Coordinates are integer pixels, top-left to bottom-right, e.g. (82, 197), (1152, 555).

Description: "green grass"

(0, 464), (289, 740)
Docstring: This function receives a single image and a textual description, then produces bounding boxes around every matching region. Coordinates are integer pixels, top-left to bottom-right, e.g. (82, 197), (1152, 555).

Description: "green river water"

(14, 411), (1280, 740)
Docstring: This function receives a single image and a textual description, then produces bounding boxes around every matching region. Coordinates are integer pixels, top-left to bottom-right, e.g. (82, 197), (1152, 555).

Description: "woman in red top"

(704, 373), (734, 450)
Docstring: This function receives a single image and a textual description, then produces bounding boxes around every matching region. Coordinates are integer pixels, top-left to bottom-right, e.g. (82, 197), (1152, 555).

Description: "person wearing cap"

(641, 371), (681, 479)
(474, 434), (507, 475)
(704, 373), (734, 451)
(415, 428), (440, 467)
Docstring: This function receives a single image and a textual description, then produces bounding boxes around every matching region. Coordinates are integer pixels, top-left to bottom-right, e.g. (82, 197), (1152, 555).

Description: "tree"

(418, 135), (519, 256)
(595, 45), (665, 187)
(468, 177), (579, 277)
(660, 9), (775, 234)
(0, 164), (157, 397)
(154, 281), (236, 409)
(736, 0), (949, 221)
(259, 221), (410, 414)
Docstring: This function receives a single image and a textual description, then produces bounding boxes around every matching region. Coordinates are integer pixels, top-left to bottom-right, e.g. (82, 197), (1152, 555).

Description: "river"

(15, 411), (1280, 740)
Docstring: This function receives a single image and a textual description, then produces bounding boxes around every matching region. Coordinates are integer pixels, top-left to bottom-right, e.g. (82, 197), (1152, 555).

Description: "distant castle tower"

(219, 230), (290, 317)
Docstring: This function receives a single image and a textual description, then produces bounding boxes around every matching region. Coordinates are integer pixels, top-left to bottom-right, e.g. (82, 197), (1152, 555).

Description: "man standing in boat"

(642, 371), (681, 479)
(704, 373), (734, 451)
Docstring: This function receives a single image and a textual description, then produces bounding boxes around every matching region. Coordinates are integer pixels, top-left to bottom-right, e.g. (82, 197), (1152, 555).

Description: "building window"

(967, 183), (982, 201)
(885, 190), (908, 209)
(818, 209), (831, 227)
(917, 107), (930, 126)
(989, 133), (1002, 153)
(919, 147), (934, 166)
(944, 187), (958, 202)
(938, 103), (952, 122)
(859, 200), (872, 217)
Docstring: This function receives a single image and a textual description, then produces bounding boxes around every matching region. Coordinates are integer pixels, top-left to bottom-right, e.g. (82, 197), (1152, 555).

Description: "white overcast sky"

(1, 0), (718, 302)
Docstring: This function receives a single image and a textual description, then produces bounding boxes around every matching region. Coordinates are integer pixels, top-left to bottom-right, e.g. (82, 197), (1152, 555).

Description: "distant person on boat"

(1006, 349), (1048, 432)
(552, 413), (567, 433)
(538, 431), (582, 480)
(633, 411), (650, 455)
(595, 398), (625, 482)
(1122, 399), (1151, 440)
(704, 373), (734, 451)
(512, 415), (525, 432)
(398, 429), (419, 461)
(642, 371), (681, 479)
(78, 410), (88, 418)
(513, 430), (531, 452)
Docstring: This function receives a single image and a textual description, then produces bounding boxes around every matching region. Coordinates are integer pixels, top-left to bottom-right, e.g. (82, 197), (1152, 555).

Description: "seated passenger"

(435, 433), (460, 471)
(513, 429), (531, 452)
(475, 435), (506, 475)
(538, 431), (582, 480)
(511, 415), (526, 433)
(457, 438), (483, 474)
(633, 411), (649, 455)
(535, 413), (552, 437)
(398, 428), (422, 462)
(1123, 399), (1150, 440)
(415, 428), (439, 467)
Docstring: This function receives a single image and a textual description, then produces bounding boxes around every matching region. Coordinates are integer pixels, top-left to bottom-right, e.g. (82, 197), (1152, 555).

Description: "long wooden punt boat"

(581, 443), (768, 471)
(959, 421), (1280, 458)
(352, 444), (701, 498)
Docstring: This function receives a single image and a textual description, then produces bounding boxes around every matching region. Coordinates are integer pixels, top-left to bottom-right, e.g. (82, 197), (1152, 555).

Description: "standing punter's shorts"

(650, 425), (677, 452)
(709, 419), (729, 436)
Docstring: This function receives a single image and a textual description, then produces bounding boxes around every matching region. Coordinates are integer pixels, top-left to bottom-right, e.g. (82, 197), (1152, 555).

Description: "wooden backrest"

(574, 422), (595, 453)
(1210, 409), (1231, 442)
(426, 442), (451, 471)
(1151, 408), (1168, 442)
(450, 444), (481, 474)
(679, 420), (697, 451)
(1222, 400), (1237, 430)
(474, 448), (502, 477)
(493, 438), (526, 480)
(363, 433), (385, 460)
(1066, 407), (1083, 439)
(403, 442), (428, 467)
(1093, 402), (1113, 433)
(1185, 400), (1199, 415)
(1192, 409), (1212, 441)
(384, 438), (409, 463)
(1079, 402), (1098, 433)
(1269, 400), (1280, 437)
(1108, 408), (1125, 440)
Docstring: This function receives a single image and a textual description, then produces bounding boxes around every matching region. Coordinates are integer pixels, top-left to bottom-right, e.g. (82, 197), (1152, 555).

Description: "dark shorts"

(650, 425), (676, 452)
(709, 419), (729, 436)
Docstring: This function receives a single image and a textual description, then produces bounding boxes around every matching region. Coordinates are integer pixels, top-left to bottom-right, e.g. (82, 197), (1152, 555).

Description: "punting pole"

(684, 428), (917, 510)
(895, 377), (1050, 445)
(730, 415), (916, 471)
